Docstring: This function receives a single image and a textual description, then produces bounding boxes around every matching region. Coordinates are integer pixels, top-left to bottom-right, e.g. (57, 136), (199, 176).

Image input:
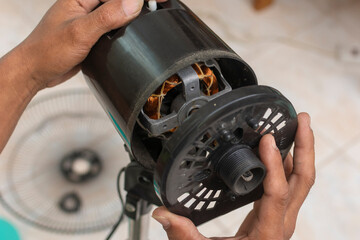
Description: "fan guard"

(0, 89), (126, 234)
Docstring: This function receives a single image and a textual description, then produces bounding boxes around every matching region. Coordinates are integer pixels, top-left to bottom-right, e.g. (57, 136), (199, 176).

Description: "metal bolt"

(247, 119), (259, 130)
(125, 203), (136, 213)
(221, 130), (232, 142)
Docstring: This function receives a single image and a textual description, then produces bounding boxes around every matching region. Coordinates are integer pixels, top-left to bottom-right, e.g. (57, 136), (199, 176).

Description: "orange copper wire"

(144, 63), (219, 120)
(144, 75), (182, 120)
(192, 63), (219, 96)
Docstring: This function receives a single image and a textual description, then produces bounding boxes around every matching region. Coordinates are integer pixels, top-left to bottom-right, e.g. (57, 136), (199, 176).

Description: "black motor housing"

(82, 0), (257, 169)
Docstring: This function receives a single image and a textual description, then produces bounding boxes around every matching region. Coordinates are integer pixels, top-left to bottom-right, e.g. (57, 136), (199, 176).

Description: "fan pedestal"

(127, 199), (151, 240)
(123, 161), (162, 240)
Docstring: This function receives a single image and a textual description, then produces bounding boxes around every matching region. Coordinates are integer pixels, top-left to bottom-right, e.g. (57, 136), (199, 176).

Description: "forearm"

(0, 0), (161, 154)
(0, 45), (39, 152)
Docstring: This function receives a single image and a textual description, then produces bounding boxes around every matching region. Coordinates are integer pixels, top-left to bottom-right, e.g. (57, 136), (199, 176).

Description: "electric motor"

(82, 0), (297, 225)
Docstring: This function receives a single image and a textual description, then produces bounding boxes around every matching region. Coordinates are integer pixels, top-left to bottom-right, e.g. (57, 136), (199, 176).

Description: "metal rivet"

(125, 203), (136, 213)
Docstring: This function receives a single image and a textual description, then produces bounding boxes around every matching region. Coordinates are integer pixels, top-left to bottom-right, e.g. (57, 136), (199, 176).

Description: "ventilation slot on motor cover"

(196, 188), (207, 197)
(195, 201), (205, 210)
(204, 190), (213, 199)
(177, 192), (190, 202)
(174, 129), (225, 211)
(256, 108), (287, 135)
(177, 187), (223, 211)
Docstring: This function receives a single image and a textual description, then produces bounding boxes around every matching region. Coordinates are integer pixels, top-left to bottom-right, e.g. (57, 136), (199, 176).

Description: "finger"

(57, 0), (101, 14)
(284, 153), (293, 180)
(210, 237), (244, 240)
(74, 0), (102, 13)
(287, 113), (315, 216)
(73, 0), (165, 13)
(256, 134), (289, 235)
(152, 207), (207, 240)
(74, 0), (143, 45)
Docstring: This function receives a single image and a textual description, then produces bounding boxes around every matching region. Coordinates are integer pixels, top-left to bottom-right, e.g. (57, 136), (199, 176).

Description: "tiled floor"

(1, 0), (360, 239)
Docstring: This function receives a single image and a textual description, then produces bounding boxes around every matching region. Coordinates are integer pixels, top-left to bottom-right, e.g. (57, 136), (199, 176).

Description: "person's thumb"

(152, 207), (207, 240)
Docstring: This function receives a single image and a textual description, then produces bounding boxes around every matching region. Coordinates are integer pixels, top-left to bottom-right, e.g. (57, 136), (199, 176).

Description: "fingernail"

(122, 0), (142, 16)
(271, 135), (278, 150)
(152, 215), (171, 230)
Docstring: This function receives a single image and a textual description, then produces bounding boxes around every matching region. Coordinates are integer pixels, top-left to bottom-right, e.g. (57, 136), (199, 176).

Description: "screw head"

(125, 203), (136, 213)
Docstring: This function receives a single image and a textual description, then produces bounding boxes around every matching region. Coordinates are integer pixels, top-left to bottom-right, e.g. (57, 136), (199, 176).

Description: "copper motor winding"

(144, 63), (219, 120)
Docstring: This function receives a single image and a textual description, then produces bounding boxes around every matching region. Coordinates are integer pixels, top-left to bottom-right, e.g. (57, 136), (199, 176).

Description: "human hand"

(0, 0), (168, 153)
(152, 113), (315, 240)
(5, 0), (167, 92)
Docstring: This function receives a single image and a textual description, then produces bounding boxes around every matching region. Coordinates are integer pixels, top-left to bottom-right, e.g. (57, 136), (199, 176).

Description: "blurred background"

(0, 0), (359, 239)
